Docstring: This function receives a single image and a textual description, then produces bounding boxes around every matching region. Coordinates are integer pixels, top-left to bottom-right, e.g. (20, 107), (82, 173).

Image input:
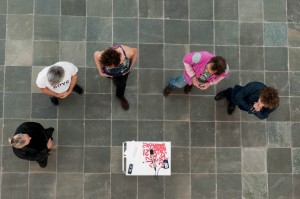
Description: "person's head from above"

(8, 134), (31, 149)
(47, 65), (65, 86)
(258, 86), (280, 109)
(100, 48), (121, 68)
(206, 56), (227, 76)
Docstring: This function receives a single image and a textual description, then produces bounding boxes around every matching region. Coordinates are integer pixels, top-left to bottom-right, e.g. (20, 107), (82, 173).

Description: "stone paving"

(0, 0), (300, 198)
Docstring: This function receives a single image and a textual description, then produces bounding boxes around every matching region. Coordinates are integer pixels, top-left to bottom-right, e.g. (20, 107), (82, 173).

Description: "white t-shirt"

(36, 61), (78, 94)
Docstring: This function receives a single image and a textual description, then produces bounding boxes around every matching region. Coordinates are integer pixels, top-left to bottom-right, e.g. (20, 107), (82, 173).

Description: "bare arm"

(120, 45), (138, 68)
(39, 87), (61, 98)
(94, 51), (110, 77)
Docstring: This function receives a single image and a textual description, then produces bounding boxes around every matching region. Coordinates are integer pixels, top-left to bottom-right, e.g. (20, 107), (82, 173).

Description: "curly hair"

(260, 87), (279, 108)
(100, 48), (121, 67)
(209, 56), (227, 75)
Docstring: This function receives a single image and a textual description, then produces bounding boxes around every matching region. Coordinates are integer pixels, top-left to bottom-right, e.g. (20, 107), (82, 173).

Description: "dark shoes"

(118, 96), (129, 110)
(215, 90), (227, 101)
(163, 86), (173, 97)
(184, 85), (193, 94)
(73, 84), (84, 95)
(227, 102), (236, 115)
(50, 97), (59, 106)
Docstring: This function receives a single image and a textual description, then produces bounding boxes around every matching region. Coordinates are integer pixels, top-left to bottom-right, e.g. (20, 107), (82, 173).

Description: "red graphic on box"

(142, 143), (168, 168)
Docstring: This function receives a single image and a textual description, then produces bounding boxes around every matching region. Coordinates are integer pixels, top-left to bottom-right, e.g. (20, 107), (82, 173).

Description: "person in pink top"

(163, 51), (229, 96)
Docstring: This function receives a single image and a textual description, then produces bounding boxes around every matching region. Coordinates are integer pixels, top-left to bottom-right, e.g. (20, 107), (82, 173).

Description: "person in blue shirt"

(215, 82), (279, 119)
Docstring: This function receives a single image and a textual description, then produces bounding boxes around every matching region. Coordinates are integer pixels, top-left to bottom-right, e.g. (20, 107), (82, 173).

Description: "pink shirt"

(183, 51), (229, 85)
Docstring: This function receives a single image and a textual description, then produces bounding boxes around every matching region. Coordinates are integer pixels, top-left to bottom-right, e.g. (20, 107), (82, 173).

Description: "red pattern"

(142, 143), (168, 168)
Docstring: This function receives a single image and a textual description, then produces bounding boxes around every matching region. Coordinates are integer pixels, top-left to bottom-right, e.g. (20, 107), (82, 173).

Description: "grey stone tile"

(0, 15), (6, 39)
(60, 16), (86, 41)
(7, 15), (33, 40)
(240, 23), (263, 46)
(292, 123), (300, 147)
(268, 174), (293, 199)
(33, 41), (59, 66)
(34, 15), (59, 40)
(267, 148), (292, 173)
(217, 148), (241, 173)
(215, 21), (239, 45)
(85, 94), (111, 119)
(165, 20), (189, 44)
(214, 0), (238, 20)
(112, 94), (137, 120)
(165, 0), (188, 19)
(139, 19), (163, 43)
(191, 122), (215, 147)
(7, 0), (33, 14)
(293, 148), (300, 173)
(58, 94), (84, 119)
(86, 68), (111, 94)
(57, 146), (83, 172)
(113, 18), (138, 43)
(288, 23), (300, 47)
(87, 17), (112, 42)
(29, 173), (56, 199)
(86, 0), (112, 17)
(290, 72), (300, 96)
(264, 0), (286, 22)
(190, 45), (214, 54)
(0, 92), (3, 116)
(113, 0), (137, 17)
(59, 42), (85, 66)
(265, 72), (289, 96)
(58, 120), (84, 146)
(267, 97), (290, 121)
(217, 174), (242, 199)
(139, 0), (163, 18)
(240, 47), (264, 71)
(289, 48), (300, 71)
(265, 47), (288, 71)
(164, 44), (189, 69)
(164, 95), (189, 121)
(0, 0), (7, 14)
(35, 0), (60, 15)
(0, 40), (4, 65)
(165, 174), (191, 199)
(287, 0), (300, 23)
(215, 46), (239, 70)
(216, 96), (240, 121)
(215, 72), (240, 96)
(139, 44), (163, 68)
(190, 21), (213, 44)
(191, 174), (215, 199)
(31, 93), (57, 119)
(2, 146), (29, 172)
(84, 147), (110, 173)
(239, 0), (262, 22)
(243, 174), (268, 199)
(294, 174), (300, 199)
(191, 148), (215, 173)
(123, 69), (138, 93)
(61, 0), (86, 16)
(264, 23), (287, 46)
(5, 66), (31, 92)
(5, 40), (33, 66)
(171, 147), (190, 173)
(1, 173), (28, 199)
(138, 69), (163, 94)
(30, 148), (57, 172)
(216, 122), (241, 147)
(111, 174), (137, 199)
(0, 119), (3, 144)
(4, 93), (30, 118)
(241, 122), (266, 147)
(243, 149), (266, 173)
(2, 119), (27, 145)
(84, 174), (110, 199)
(85, 120), (111, 146)
(138, 176), (164, 199)
(85, 42), (111, 67)
(240, 71), (264, 88)
(110, 146), (122, 173)
(138, 121), (163, 141)
(56, 174), (83, 199)
(112, 120), (137, 146)
(190, 0), (213, 20)
(190, 96), (215, 121)
(267, 122), (291, 147)
(164, 121), (189, 146)
(138, 95), (163, 120)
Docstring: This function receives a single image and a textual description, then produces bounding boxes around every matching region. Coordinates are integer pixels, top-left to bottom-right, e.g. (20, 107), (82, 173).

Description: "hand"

(192, 77), (201, 88)
(99, 72), (112, 78)
(199, 82), (210, 90)
(58, 91), (71, 99)
(252, 102), (262, 112)
(47, 139), (53, 150)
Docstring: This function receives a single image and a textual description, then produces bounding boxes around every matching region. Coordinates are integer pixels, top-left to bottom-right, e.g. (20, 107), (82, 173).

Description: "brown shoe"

(118, 96), (129, 110)
(184, 84), (193, 94)
(163, 86), (173, 97)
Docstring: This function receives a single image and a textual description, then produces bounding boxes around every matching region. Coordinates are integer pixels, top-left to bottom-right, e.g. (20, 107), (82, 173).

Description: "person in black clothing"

(215, 82), (280, 119)
(8, 122), (54, 168)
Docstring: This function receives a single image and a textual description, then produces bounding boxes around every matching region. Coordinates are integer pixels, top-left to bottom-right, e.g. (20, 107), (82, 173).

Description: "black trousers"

(114, 73), (130, 98)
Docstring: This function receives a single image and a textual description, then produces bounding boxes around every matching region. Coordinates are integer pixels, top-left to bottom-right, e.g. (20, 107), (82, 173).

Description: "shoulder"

(246, 82), (265, 89)
(120, 45), (138, 57)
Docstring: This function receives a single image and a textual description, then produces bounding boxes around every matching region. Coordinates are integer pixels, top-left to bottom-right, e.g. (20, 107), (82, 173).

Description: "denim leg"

(168, 74), (188, 89)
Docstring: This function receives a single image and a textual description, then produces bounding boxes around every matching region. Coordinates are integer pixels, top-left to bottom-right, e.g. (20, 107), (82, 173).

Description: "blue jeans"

(168, 74), (188, 89)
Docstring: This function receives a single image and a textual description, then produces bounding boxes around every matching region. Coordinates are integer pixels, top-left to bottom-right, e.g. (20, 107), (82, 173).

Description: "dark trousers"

(114, 73), (130, 98)
(224, 88), (234, 102)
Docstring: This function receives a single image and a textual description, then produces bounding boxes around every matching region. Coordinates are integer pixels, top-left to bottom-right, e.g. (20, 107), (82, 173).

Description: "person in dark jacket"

(215, 82), (280, 119)
(8, 122), (54, 168)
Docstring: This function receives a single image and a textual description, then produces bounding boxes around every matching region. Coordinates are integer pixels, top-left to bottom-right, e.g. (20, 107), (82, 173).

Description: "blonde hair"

(8, 134), (27, 149)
